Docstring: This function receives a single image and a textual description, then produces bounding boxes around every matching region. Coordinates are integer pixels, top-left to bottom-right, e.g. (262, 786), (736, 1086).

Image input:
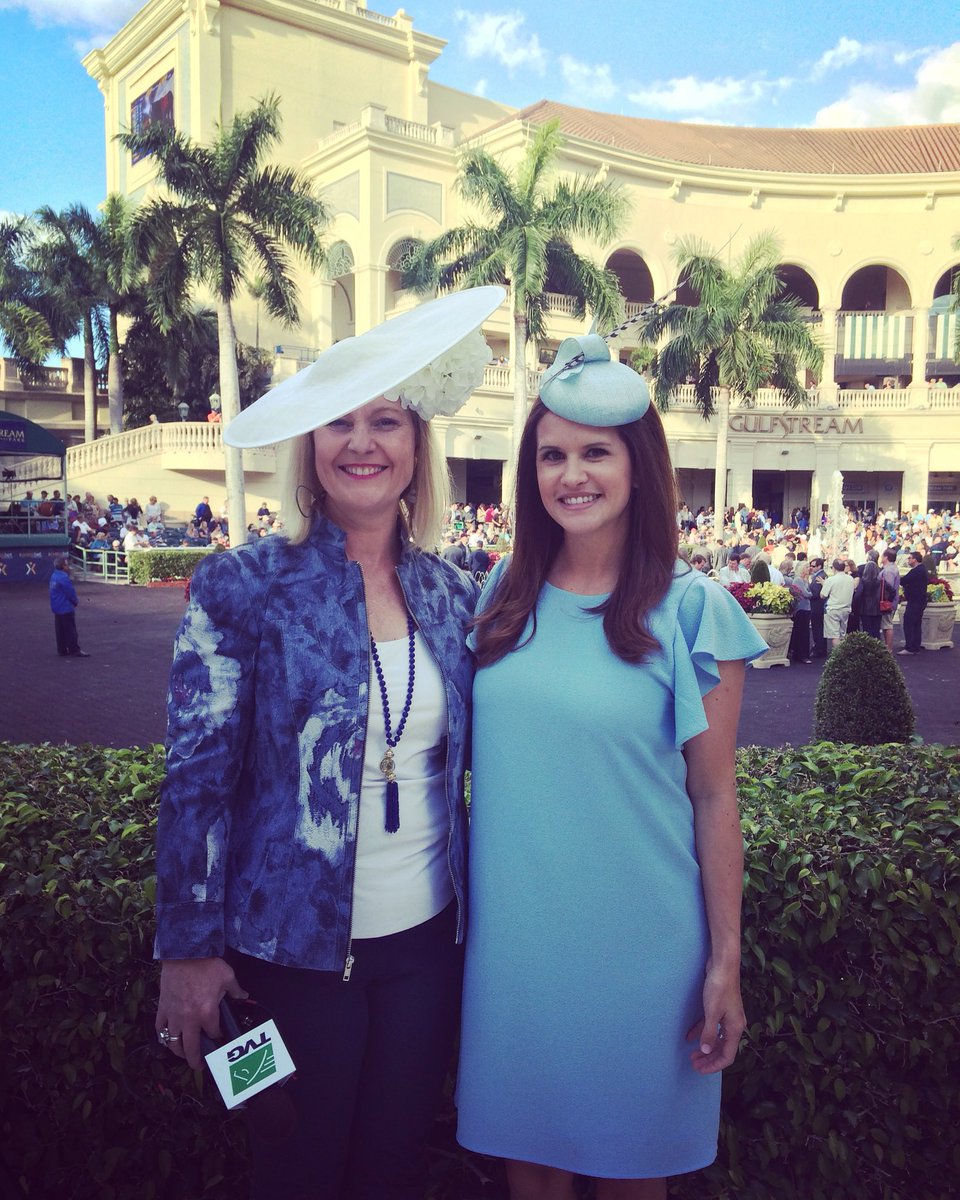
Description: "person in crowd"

(898, 550), (929, 655)
(784, 560), (812, 663)
(469, 537), (492, 578)
(846, 558), (862, 634)
(145, 495), (164, 524)
(195, 495), (214, 526)
(123, 497), (143, 527)
(749, 552), (770, 584)
(440, 532), (468, 569)
(820, 558), (856, 650)
(858, 551), (882, 640)
(49, 556), (90, 657)
(879, 548), (901, 653)
(717, 553), (748, 584)
(690, 552), (709, 572)
(153, 287), (501, 1200)
(457, 333), (767, 1200)
(257, 501), (272, 519)
(123, 523), (149, 553)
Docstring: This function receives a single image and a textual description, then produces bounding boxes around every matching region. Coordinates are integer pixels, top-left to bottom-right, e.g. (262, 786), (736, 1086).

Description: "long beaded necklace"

(369, 612), (416, 833)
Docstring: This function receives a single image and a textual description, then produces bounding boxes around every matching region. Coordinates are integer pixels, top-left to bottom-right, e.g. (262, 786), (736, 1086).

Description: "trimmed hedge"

(127, 548), (216, 585)
(814, 632), (915, 745)
(1, 742), (958, 1199)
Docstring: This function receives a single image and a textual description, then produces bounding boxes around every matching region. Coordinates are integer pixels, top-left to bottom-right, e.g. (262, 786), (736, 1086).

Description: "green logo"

(229, 1041), (277, 1095)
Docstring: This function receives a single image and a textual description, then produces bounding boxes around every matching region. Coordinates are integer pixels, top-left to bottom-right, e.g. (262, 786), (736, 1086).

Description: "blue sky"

(0, 0), (958, 218)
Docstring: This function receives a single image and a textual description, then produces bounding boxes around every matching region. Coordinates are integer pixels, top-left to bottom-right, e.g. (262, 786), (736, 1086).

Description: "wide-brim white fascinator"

(224, 285), (506, 448)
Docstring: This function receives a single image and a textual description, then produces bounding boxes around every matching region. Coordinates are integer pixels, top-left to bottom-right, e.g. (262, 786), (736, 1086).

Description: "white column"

(818, 307), (839, 407)
(811, 445), (840, 526)
(902, 453), (929, 514)
(909, 308), (930, 409)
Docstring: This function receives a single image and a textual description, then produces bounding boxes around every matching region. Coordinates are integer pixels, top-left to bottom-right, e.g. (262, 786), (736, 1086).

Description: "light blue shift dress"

(456, 565), (767, 1178)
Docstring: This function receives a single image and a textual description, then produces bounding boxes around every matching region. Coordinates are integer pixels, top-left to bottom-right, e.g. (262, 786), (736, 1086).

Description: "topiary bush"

(2, 742), (958, 1199)
(814, 631), (915, 745)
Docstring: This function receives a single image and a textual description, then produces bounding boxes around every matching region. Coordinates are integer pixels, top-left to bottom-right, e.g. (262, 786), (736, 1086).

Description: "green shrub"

(127, 548), (216, 585)
(814, 631), (915, 745)
(2, 742), (958, 1199)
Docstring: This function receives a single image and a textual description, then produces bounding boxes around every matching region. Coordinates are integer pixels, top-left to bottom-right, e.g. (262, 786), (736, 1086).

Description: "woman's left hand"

(686, 961), (746, 1075)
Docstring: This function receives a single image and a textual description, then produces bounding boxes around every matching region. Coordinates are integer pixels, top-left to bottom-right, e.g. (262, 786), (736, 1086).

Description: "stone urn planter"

(748, 613), (794, 668)
(921, 602), (956, 650)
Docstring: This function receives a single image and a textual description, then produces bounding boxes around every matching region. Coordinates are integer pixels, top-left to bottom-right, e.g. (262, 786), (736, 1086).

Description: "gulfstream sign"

(728, 414), (864, 436)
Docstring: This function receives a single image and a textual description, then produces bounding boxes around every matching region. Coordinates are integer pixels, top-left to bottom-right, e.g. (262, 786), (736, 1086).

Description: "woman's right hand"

(156, 957), (248, 1070)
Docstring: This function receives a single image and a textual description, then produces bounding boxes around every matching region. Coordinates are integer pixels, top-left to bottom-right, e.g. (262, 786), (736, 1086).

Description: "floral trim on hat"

(384, 330), (491, 421)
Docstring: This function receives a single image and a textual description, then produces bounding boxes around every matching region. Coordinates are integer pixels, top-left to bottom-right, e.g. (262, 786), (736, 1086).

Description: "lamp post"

(177, 401), (190, 423)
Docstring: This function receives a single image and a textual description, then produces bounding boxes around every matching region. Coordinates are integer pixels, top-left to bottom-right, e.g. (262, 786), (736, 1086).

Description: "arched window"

(387, 238), (422, 272)
(326, 241), (355, 279)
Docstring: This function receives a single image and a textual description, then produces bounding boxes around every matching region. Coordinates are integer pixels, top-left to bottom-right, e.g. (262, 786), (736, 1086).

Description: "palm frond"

(515, 119), (563, 206)
(540, 177), (630, 244)
(457, 148), (523, 227)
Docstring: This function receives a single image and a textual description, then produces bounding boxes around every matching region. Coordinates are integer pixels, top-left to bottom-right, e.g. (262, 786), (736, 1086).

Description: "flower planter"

(748, 613), (793, 669)
(921, 601), (956, 651)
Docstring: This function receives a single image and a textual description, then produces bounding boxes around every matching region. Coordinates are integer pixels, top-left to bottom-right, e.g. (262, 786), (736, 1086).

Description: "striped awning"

(840, 312), (909, 360)
(931, 312), (959, 359)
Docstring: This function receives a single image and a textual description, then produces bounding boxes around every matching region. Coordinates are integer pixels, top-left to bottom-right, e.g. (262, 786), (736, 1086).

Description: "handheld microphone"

(201, 996), (298, 1144)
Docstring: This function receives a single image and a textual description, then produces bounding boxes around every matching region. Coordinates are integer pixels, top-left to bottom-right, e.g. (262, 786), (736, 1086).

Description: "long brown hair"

(474, 398), (679, 667)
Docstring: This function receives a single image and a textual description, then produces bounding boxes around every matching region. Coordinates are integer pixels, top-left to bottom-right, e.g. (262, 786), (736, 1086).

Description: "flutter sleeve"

(670, 574), (768, 748)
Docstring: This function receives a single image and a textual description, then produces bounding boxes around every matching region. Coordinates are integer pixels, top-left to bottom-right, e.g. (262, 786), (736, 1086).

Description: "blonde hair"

(277, 411), (449, 551)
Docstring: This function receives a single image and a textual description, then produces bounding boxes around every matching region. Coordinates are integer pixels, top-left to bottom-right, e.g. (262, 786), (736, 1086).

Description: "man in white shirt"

(820, 559), (856, 648)
(718, 554), (750, 584)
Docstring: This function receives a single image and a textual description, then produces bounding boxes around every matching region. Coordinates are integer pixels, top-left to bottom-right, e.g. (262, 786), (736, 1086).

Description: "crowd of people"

(678, 501), (959, 661)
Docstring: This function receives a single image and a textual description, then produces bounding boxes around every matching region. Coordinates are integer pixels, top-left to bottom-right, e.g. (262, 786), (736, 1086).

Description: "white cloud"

(814, 42), (960, 127)
(810, 37), (875, 80)
(558, 55), (617, 105)
(628, 74), (791, 116)
(0, 0), (138, 27)
(473, 77), (488, 98)
(454, 8), (546, 74)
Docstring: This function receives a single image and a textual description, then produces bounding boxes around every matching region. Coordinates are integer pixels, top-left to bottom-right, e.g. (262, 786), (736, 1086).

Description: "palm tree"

(402, 119), (628, 461)
(638, 232), (824, 522)
(81, 195), (143, 434)
(0, 216), (72, 369)
(119, 93), (329, 541)
(32, 206), (109, 444)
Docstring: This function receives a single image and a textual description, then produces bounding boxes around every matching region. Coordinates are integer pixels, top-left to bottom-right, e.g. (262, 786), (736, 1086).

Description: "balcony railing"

(19, 366), (68, 391)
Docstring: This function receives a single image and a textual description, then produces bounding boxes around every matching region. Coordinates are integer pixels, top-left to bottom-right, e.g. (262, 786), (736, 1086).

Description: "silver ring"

(158, 1028), (182, 1046)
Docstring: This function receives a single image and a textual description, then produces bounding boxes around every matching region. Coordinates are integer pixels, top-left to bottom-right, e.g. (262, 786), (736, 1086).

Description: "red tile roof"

(495, 100), (960, 177)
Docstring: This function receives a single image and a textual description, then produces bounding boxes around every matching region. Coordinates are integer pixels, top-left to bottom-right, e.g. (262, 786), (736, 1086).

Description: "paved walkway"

(2, 579), (958, 748)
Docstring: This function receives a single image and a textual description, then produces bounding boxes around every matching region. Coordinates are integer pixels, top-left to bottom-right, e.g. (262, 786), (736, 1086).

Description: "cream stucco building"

(16, 0), (960, 521)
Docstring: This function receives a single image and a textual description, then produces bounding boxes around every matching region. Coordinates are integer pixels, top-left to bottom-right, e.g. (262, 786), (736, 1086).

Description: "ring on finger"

(158, 1027), (183, 1047)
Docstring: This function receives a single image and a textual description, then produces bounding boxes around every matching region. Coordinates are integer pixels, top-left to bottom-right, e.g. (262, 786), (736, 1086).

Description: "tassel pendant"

(384, 778), (400, 833)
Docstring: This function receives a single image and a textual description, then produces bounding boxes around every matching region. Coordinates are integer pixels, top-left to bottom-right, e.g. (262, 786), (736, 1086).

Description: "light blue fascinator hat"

(538, 331), (651, 427)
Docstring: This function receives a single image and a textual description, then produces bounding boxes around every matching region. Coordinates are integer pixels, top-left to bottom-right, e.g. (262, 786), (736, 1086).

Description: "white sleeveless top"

(351, 630), (453, 938)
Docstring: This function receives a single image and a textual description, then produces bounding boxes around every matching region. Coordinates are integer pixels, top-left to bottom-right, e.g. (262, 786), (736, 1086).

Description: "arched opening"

(778, 264), (819, 310)
(837, 265), (913, 387)
(840, 265), (911, 312)
(605, 249), (654, 312)
(326, 241), (356, 343)
(674, 267), (698, 308)
(929, 263), (960, 384)
(385, 237), (422, 314)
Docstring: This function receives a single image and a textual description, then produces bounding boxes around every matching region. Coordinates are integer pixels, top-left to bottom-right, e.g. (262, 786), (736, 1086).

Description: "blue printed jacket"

(155, 515), (478, 971)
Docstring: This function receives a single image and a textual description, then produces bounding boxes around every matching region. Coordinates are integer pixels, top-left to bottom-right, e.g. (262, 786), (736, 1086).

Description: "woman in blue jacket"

(154, 288), (503, 1200)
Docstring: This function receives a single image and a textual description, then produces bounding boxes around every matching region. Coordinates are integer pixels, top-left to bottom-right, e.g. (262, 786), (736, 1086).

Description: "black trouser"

(53, 611), (80, 655)
(227, 903), (462, 1200)
(810, 604), (826, 656)
(788, 610), (811, 660)
(903, 602), (925, 652)
(860, 614), (882, 640)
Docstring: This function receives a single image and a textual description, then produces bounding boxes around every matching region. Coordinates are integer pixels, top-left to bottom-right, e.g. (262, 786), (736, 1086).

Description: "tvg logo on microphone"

(227, 1031), (277, 1096)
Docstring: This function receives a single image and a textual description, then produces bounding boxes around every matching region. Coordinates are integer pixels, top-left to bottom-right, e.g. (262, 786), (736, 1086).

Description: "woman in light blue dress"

(456, 335), (767, 1200)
